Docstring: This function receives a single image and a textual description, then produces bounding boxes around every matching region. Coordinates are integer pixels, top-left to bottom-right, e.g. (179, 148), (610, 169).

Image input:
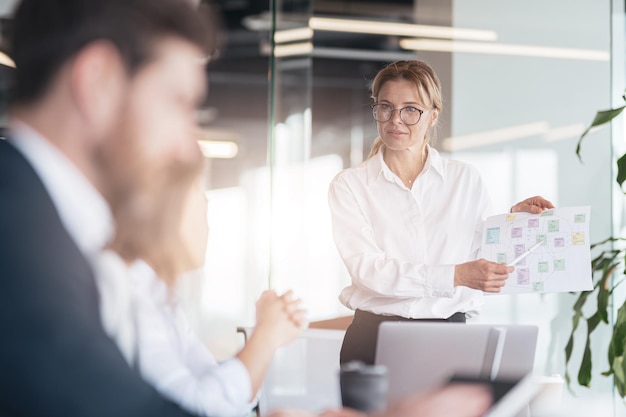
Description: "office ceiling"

(0, 0), (423, 186)
(213, 0), (414, 56)
(203, 1), (420, 188)
(207, 0), (416, 91)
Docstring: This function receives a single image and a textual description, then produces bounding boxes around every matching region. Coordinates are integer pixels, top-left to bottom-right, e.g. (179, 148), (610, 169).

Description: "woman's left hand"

(510, 196), (554, 214)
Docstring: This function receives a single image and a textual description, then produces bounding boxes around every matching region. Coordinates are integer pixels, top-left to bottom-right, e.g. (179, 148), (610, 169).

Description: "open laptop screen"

(375, 322), (539, 405)
(375, 322), (504, 403)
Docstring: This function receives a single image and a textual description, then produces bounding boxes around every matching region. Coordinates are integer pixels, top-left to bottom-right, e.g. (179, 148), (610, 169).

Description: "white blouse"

(93, 251), (137, 364)
(93, 251), (254, 417)
(328, 146), (493, 319)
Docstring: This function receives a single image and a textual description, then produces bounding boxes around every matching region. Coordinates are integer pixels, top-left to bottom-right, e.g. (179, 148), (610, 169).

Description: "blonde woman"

(95, 149), (306, 417)
(328, 60), (553, 365)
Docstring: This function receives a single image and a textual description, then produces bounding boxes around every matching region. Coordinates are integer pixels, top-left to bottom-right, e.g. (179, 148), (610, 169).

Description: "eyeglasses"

(371, 104), (424, 125)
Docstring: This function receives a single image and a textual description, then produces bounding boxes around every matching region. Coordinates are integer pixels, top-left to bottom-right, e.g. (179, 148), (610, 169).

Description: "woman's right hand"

(453, 259), (513, 293)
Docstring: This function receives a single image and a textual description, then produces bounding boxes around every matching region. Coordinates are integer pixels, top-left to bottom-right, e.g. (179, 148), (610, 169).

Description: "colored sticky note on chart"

(548, 220), (559, 232)
(571, 232), (585, 245)
(485, 227), (500, 244)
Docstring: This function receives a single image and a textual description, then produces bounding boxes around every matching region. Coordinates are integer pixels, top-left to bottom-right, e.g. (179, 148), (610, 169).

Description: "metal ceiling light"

(274, 27), (314, 44)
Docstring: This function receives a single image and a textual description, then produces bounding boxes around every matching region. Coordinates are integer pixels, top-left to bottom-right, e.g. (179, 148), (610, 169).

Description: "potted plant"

(565, 93), (626, 396)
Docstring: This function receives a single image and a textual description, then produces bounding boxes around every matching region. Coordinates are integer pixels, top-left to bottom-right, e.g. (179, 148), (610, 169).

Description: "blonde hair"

(109, 147), (205, 288)
(368, 60), (443, 159)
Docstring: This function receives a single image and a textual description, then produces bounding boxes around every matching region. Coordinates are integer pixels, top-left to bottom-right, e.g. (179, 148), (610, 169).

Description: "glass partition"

(0, 0), (621, 414)
(447, 1), (616, 413)
(195, 1), (623, 414)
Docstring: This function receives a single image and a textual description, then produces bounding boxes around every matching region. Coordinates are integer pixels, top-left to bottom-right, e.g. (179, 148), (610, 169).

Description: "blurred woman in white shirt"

(95, 148), (306, 417)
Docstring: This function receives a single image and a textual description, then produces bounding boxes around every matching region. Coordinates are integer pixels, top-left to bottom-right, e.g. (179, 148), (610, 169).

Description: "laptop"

(491, 324), (539, 380)
(375, 322), (539, 404)
(375, 322), (505, 402)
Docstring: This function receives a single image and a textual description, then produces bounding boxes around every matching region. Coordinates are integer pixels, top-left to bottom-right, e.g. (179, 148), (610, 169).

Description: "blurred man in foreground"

(0, 0), (218, 415)
(0, 0), (493, 416)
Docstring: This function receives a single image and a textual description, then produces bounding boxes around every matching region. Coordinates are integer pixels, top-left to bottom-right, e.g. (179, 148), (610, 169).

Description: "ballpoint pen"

(507, 240), (544, 267)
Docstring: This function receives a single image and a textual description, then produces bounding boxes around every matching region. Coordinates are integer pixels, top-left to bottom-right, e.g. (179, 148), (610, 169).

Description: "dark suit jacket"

(0, 139), (200, 417)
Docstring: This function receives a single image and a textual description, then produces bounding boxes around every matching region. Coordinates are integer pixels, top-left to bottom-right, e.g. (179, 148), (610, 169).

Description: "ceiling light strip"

(442, 122), (550, 152)
(0, 52), (15, 68)
(312, 47), (414, 61)
(273, 42), (314, 58)
(400, 39), (609, 61)
(543, 123), (586, 142)
(274, 27), (314, 44)
(197, 141), (239, 159)
(309, 17), (498, 41)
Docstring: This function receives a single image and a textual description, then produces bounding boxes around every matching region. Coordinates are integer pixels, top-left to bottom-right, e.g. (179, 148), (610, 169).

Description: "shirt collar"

(367, 144), (446, 184)
(426, 146), (446, 180)
(8, 119), (114, 257)
(131, 259), (176, 307)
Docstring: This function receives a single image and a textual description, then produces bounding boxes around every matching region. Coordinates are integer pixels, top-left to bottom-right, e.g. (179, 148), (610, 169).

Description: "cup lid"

(340, 360), (387, 375)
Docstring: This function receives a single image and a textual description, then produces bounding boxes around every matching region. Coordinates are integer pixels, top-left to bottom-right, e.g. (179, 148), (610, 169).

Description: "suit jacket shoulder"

(0, 140), (196, 417)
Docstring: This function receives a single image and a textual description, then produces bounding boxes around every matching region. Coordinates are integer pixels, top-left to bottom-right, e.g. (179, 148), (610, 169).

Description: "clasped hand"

(255, 290), (308, 348)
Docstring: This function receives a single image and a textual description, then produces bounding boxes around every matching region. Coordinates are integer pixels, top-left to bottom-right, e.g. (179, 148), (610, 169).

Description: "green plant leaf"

(614, 357), (624, 382)
(588, 312), (602, 333)
(612, 303), (626, 358)
(578, 336), (593, 387)
(565, 287), (597, 391)
(606, 336), (617, 377)
(578, 313), (603, 387)
(592, 250), (620, 271)
(597, 262), (619, 324)
(616, 357), (626, 399)
(576, 105), (626, 162)
(614, 356), (626, 397)
(565, 330), (576, 363)
(566, 291), (592, 367)
(597, 287), (609, 324)
(573, 289), (594, 313)
(564, 235), (626, 394)
(572, 98), (626, 395)
(618, 154), (626, 189)
(604, 301), (626, 398)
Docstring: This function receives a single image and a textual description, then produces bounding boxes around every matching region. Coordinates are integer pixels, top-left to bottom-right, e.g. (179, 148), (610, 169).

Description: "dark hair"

(10, 0), (217, 105)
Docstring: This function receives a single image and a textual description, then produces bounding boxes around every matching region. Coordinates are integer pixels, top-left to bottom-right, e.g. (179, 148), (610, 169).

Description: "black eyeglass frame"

(370, 104), (424, 126)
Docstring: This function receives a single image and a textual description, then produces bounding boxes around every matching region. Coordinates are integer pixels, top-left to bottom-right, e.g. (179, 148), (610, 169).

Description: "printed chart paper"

(480, 206), (592, 294)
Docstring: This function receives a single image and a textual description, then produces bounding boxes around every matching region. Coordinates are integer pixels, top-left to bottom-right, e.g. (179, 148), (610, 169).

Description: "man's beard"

(92, 129), (204, 268)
